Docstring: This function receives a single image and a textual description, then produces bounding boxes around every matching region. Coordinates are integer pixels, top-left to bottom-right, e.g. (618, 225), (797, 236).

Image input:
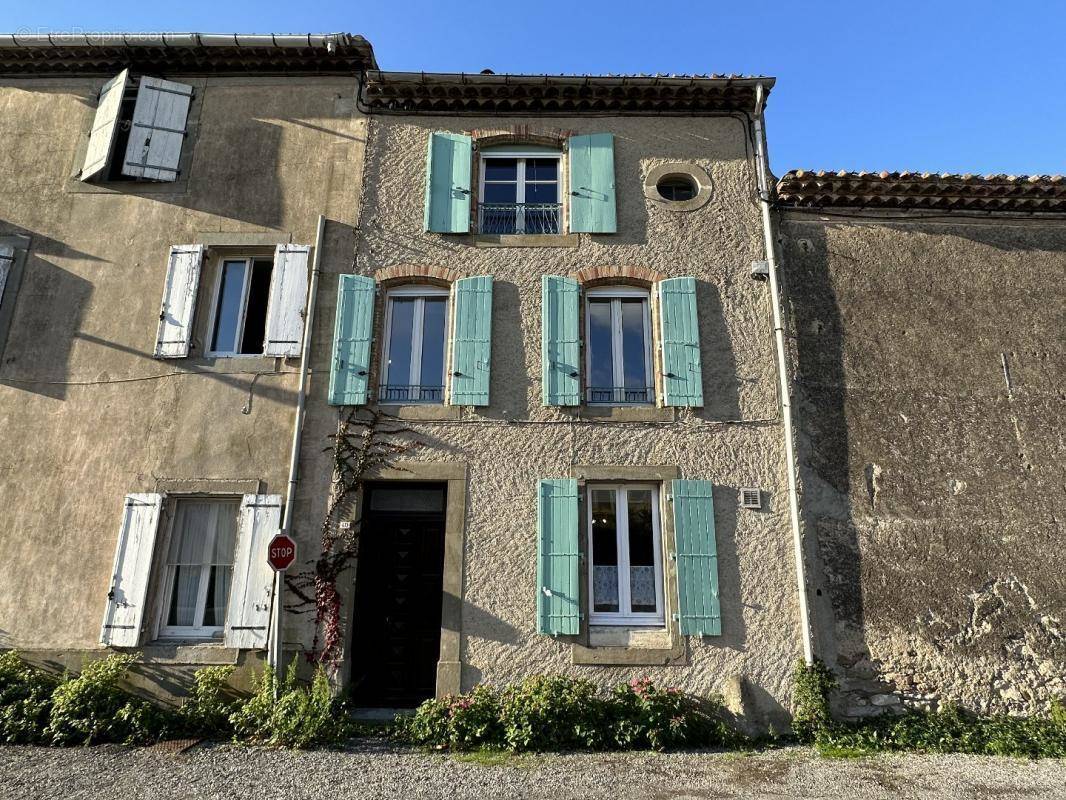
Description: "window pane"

(482, 183), (517, 204)
(239, 259), (273, 354)
(483, 158), (518, 182)
(202, 565), (231, 628)
(590, 489), (619, 613)
(167, 565), (201, 627)
(626, 490), (658, 613)
(525, 183), (558, 204)
(587, 299), (614, 402)
(369, 486), (446, 512)
(385, 298), (416, 395)
(418, 298), (447, 401)
(525, 158), (558, 182)
(168, 502), (215, 564)
(211, 260), (247, 353)
(620, 299), (649, 401)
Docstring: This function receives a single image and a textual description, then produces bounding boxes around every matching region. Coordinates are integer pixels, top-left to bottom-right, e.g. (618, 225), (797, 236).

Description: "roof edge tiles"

(0, 31), (377, 75)
(776, 170), (1066, 214)
(362, 70), (775, 115)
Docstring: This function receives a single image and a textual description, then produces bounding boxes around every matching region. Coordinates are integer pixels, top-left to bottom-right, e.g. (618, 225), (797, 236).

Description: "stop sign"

(267, 533), (297, 572)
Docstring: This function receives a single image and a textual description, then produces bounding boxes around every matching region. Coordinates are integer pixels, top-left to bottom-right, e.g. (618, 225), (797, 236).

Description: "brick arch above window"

(472, 125), (573, 150)
(375, 264), (461, 289)
(571, 265), (667, 288)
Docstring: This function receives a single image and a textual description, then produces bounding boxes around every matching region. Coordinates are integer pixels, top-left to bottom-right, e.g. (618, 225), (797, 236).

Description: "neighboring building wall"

(780, 211), (1066, 716)
(291, 112), (802, 726)
(0, 73), (365, 696)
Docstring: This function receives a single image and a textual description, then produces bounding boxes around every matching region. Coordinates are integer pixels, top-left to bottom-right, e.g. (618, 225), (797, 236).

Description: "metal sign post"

(267, 533), (297, 678)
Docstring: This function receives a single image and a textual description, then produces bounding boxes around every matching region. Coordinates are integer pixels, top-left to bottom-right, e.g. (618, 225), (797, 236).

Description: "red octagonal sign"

(267, 533), (297, 572)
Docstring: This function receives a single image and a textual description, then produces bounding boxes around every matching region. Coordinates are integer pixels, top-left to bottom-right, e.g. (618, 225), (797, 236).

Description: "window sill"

(571, 626), (687, 666)
(576, 406), (676, 423)
(140, 642), (241, 665)
(373, 403), (462, 421)
(467, 233), (579, 248)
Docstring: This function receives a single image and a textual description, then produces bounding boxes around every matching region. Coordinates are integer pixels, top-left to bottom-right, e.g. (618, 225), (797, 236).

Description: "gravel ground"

(2, 740), (1065, 800)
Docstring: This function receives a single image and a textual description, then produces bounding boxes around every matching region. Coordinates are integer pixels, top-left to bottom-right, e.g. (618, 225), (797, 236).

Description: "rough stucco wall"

(290, 113), (801, 722)
(781, 214), (1066, 716)
(0, 75), (365, 682)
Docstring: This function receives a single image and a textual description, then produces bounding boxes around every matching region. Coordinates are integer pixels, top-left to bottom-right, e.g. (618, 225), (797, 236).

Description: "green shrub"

(400, 675), (734, 753)
(47, 654), (178, 746)
(402, 684), (502, 751)
(816, 704), (1066, 759)
(792, 659), (836, 742)
(0, 651), (58, 744)
(500, 675), (610, 751)
(609, 678), (730, 751)
(229, 659), (350, 748)
(179, 665), (238, 738)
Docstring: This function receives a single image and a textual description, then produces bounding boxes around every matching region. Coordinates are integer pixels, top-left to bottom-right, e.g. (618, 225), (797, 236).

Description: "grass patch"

(451, 749), (536, 768)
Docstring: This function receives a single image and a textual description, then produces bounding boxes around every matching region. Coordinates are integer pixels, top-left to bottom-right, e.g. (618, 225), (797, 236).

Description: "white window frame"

(478, 151), (562, 234)
(587, 483), (665, 626)
(380, 284), (451, 404)
(204, 255), (274, 358)
(157, 497), (240, 640)
(584, 286), (654, 406)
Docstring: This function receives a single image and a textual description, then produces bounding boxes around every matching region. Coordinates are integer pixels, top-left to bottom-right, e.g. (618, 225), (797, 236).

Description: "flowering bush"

(399, 674), (731, 752)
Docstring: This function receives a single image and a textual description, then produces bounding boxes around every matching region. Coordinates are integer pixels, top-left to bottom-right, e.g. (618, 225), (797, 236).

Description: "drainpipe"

(752, 84), (814, 666)
(270, 213), (327, 675)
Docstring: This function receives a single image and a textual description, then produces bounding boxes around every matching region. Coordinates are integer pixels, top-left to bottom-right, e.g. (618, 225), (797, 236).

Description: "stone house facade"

(0, 31), (1061, 724)
(0, 34), (375, 699)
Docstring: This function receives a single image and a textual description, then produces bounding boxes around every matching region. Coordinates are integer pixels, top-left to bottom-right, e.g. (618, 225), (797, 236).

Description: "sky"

(6, 1), (1065, 176)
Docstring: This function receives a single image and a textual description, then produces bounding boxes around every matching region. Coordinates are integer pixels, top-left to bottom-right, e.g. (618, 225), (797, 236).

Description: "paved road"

(2, 741), (1064, 799)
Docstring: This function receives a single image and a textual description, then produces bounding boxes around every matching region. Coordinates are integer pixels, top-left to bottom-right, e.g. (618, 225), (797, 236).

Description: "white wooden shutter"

(100, 493), (163, 647)
(262, 244), (311, 357)
(0, 244), (13, 306)
(121, 77), (193, 182)
(224, 494), (281, 649)
(80, 69), (128, 181)
(154, 244), (204, 358)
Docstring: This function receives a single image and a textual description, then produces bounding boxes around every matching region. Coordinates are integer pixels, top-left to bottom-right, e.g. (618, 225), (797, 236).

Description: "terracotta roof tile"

(363, 71), (774, 114)
(776, 170), (1066, 213)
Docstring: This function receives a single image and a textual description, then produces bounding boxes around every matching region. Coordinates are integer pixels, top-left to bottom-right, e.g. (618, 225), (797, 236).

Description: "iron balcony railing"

(379, 384), (444, 403)
(478, 202), (561, 235)
(586, 386), (655, 405)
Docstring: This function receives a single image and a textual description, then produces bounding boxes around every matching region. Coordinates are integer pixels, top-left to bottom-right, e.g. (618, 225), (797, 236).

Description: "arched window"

(380, 284), (451, 404)
(478, 145), (562, 235)
(584, 285), (654, 405)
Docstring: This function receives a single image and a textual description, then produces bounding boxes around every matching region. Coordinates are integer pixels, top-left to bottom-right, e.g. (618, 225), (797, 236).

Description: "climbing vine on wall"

(285, 407), (419, 670)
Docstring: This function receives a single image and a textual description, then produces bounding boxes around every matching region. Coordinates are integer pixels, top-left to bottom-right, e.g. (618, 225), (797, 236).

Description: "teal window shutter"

(424, 132), (472, 233)
(658, 276), (704, 407)
(541, 275), (581, 406)
(537, 478), (580, 635)
(449, 275), (493, 406)
(671, 479), (721, 636)
(568, 133), (616, 233)
(328, 274), (376, 406)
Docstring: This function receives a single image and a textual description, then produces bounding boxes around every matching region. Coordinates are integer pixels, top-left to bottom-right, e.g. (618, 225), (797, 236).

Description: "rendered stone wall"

(290, 113), (802, 726)
(0, 75), (365, 696)
(780, 212), (1066, 716)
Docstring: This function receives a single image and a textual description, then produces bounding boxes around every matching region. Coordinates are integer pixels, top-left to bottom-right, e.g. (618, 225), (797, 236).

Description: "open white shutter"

(121, 76), (193, 182)
(262, 244), (311, 357)
(100, 493), (163, 647)
(154, 244), (204, 358)
(224, 494), (281, 649)
(0, 244), (13, 305)
(80, 69), (128, 181)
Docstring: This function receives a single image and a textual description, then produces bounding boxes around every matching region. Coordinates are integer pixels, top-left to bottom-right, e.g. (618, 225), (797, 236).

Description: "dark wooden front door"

(350, 483), (447, 708)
